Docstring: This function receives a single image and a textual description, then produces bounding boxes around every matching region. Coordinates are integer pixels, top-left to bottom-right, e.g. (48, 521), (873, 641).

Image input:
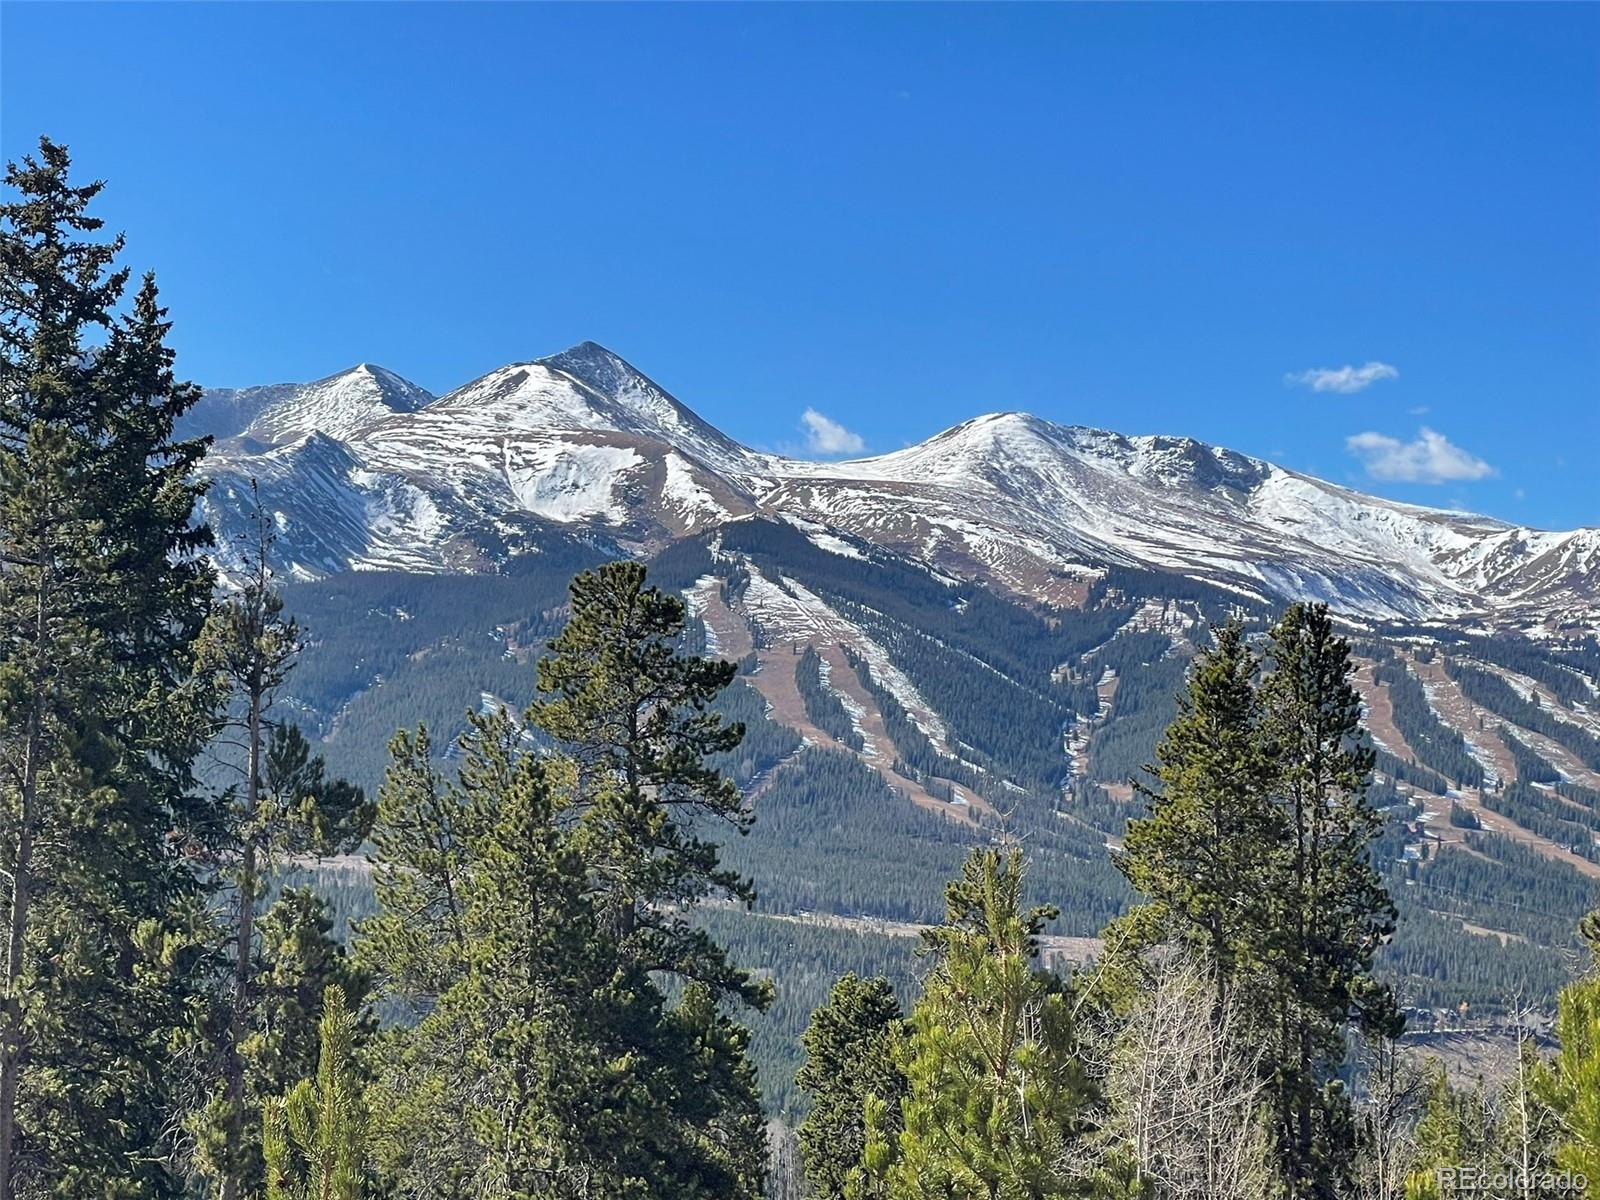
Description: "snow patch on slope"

(660, 452), (731, 531)
(503, 442), (639, 523)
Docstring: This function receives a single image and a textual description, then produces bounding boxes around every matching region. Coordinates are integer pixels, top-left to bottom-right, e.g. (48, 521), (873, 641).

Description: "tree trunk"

(0, 714), (39, 1200)
(0, 565), (49, 1200)
(221, 688), (263, 1200)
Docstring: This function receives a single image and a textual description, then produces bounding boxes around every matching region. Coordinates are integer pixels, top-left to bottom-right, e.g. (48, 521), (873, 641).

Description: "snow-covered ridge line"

(193, 340), (1598, 632)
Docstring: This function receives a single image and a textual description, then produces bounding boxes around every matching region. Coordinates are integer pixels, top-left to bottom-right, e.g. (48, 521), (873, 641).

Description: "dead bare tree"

(1091, 954), (1280, 1200)
(1496, 999), (1561, 1199)
(1351, 1030), (1429, 1200)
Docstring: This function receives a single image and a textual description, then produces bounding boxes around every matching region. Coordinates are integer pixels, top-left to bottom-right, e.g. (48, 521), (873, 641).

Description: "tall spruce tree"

(1258, 603), (1400, 1198)
(1106, 605), (1398, 1198)
(361, 710), (600, 1197)
(1111, 621), (1281, 1011)
(1402, 1065), (1495, 1200)
(363, 562), (770, 1198)
(190, 495), (372, 1200)
(529, 561), (769, 1194)
(248, 888), (372, 1105)
(796, 974), (907, 1200)
(355, 724), (486, 1199)
(363, 703), (768, 1199)
(354, 724), (474, 1019)
(864, 848), (1093, 1199)
(526, 560), (763, 1005)
(0, 137), (213, 1198)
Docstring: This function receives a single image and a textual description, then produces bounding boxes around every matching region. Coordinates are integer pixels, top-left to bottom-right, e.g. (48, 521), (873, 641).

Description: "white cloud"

(800, 408), (865, 457)
(1286, 361), (1399, 394)
(1345, 427), (1496, 484)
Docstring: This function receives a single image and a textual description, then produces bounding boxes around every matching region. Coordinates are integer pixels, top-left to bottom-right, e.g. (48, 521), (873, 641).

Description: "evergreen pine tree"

(362, 709), (590, 1196)
(664, 981), (770, 1199)
(362, 564), (774, 1197)
(1106, 605), (1399, 1198)
(363, 704), (768, 1199)
(1258, 602), (1400, 1198)
(1110, 621), (1281, 1011)
(865, 848), (1093, 1199)
(354, 723), (476, 1017)
(1, 136), (213, 1199)
(355, 723), (483, 1199)
(1402, 1064), (1493, 1200)
(262, 984), (368, 1200)
(361, 559), (782, 1197)
(1536, 916), (1600, 1180)
(248, 889), (372, 1105)
(796, 974), (907, 1200)
(526, 560), (763, 1005)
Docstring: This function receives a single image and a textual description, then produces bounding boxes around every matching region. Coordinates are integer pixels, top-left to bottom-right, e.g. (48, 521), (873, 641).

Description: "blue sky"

(4, 3), (1596, 527)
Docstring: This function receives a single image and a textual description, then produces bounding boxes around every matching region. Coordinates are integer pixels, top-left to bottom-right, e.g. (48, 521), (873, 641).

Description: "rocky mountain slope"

(197, 341), (1598, 632)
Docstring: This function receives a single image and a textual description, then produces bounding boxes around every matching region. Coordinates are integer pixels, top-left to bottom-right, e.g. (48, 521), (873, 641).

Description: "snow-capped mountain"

(769, 413), (1600, 627)
(199, 345), (759, 579)
(183, 363), (435, 448)
(196, 341), (1599, 630)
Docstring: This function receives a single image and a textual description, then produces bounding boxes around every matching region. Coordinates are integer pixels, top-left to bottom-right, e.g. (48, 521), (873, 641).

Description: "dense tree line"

(1497, 728), (1562, 785)
(1446, 658), (1600, 773)
(1480, 781), (1600, 861)
(1371, 653), (1486, 788)
(1560, 778), (1600, 814)
(841, 648), (983, 795)
(1379, 904), (1578, 1011)
(1417, 836), (1598, 948)
(1446, 634), (1599, 708)
(1083, 631), (1187, 787)
(712, 677), (803, 787)
(794, 647), (864, 750)
(280, 542), (603, 719)
(1373, 746), (1452, 797)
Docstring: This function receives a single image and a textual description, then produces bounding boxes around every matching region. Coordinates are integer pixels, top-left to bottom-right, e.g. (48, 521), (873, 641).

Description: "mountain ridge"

(195, 341), (1599, 631)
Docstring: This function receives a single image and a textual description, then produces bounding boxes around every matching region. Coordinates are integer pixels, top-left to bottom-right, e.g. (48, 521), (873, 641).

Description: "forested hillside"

(248, 509), (1600, 1153)
(274, 517), (1600, 1026)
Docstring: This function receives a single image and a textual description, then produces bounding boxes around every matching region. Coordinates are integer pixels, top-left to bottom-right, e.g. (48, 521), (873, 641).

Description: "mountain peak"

(185, 363), (434, 448)
(535, 340), (653, 400)
(546, 338), (621, 361)
(422, 342), (761, 475)
(331, 362), (433, 405)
